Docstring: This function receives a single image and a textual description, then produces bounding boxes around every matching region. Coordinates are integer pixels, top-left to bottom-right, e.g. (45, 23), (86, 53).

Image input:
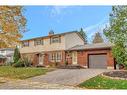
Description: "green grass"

(0, 66), (53, 79)
(79, 75), (127, 89)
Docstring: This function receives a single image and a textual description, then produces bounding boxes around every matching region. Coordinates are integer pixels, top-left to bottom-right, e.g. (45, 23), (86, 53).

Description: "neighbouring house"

(0, 55), (6, 65)
(20, 31), (115, 69)
(0, 48), (14, 64)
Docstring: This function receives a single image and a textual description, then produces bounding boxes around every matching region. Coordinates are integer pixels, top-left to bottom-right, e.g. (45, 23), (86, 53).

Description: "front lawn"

(0, 66), (53, 79)
(79, 75), (127, 89)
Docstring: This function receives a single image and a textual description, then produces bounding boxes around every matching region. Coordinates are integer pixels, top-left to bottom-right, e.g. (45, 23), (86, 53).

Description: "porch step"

(36, 64), (45, 68)
(57, 64), (85, 69)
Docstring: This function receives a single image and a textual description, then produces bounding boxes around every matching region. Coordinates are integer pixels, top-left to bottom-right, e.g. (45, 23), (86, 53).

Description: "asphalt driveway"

(28, 69), (110, 86)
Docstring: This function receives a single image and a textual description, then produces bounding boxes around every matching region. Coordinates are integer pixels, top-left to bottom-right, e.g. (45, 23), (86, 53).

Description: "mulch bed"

(103, 71), (127, 78)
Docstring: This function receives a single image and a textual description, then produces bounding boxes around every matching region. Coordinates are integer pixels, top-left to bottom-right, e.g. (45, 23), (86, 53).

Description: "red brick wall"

(21, 49), (115, 69)
(65, 52), (72, 65)
(43, 53), (49, 66)
(0, 59), (6, 65)
(41, 50), (66, 66)
(22, 51), (66, 66)
(77, 51), (87, 66)
(107, 50), (114, 67)
(21, 53), (39, 66)
(32, 54), (39, 66)
(66, 49), (115, 69)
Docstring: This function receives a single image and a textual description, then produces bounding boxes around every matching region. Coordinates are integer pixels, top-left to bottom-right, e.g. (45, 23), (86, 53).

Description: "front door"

(72, 52), (77, 64)
(39, 54), (44, 65)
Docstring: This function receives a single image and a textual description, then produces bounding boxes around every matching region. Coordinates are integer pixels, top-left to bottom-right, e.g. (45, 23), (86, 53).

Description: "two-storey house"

(20, 31), (115, 69)
(20, 31), (85, 66)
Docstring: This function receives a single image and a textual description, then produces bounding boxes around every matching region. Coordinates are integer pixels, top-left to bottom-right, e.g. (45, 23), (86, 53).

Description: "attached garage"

(88, 54), (107, 69)
(68, 43), (115, 69)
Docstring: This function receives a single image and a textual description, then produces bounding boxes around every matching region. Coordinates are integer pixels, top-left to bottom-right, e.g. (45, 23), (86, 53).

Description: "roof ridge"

(21, 31), (78, 41)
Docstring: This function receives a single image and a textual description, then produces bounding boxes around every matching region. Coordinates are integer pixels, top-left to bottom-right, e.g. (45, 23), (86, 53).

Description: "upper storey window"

(22, 41), (29, 47)
(34, 39), (43, 46)
(51, 36), (61, 44)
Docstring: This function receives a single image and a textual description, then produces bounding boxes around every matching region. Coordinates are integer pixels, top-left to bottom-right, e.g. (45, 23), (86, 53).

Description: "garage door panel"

(89, 54), (107, 69)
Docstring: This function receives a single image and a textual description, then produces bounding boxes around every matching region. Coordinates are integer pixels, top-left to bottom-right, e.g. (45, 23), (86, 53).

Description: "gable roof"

(21, 31), (83, 41)
(68, 43), (113, 51)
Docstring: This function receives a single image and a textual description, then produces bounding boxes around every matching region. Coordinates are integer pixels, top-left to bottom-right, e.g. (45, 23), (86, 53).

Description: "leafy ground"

(0, 66), (53, 79)
(79, 75), (127, 89)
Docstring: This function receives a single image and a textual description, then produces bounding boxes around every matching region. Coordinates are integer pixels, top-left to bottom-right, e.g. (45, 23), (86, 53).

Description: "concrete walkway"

(28, 69), (109, 86)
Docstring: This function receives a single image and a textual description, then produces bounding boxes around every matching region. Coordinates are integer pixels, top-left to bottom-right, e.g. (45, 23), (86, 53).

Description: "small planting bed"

(103, 71), (127, 79)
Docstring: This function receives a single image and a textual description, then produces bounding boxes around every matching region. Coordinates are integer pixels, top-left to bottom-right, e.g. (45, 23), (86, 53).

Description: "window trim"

(34, 39), (44, 46)
(50, 36), (61, 44)
(22, 41), (29, 47)
(49, 52), (62, 62)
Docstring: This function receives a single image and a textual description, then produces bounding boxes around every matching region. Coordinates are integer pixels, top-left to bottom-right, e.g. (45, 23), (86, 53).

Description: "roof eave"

(67, 47), (112, 51)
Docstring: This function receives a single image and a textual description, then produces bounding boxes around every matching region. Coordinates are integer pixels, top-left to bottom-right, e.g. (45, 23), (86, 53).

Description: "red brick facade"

(21, 48), (115, 69)
(0, 59), (6, 65)
(65, 48), (115, 69)
(21, 50), (66, 66)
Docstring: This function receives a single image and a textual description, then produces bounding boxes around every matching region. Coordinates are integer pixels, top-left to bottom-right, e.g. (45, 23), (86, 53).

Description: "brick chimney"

(48, 30), (54, 36)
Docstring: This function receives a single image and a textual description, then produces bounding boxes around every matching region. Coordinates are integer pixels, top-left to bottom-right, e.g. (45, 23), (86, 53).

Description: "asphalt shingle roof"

(21, 31), (78, 41)
(68, 43), (113, 50)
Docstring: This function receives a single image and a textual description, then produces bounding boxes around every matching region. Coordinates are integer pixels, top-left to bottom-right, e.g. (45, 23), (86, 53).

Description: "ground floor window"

(49, 52), (62, 62)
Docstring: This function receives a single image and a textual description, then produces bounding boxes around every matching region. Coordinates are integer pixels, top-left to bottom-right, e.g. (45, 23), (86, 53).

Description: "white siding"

(6, 50), (14, 55)
(65, 33), (84, 49)
(20, 36), (65, 53)
(0, 49), (14, 62)
(20, 32), (85, 53)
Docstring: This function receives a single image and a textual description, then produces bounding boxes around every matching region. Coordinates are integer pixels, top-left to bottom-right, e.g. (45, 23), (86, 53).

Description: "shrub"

(12, 57), (32, 68)
(55, 62), (59, 66)
(124, 61), (127, 69)
(12, 59), (23, 67)
(5, 62), (14, 66)
(13, 46), (21, 63)
(64, 60), (68, 66)
(22, 57), (32, 67)
(49, 63), (56, 68)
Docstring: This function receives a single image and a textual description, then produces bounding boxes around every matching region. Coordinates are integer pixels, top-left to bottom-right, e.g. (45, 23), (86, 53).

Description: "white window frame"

(49, 52), (62, 62)
(22, 41), (29, 47)
(51, 37), (61, 43)
(34, 39), (43, 46)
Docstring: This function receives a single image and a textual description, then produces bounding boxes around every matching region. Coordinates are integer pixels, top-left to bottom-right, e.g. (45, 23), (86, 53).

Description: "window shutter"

(59, 36), (61, 43)
(50, 37), (51, 44)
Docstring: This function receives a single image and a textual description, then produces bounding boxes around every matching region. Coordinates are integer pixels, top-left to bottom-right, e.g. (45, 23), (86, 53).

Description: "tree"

(13, 46), (21, 63)
(103, 6), (127, 66)
(92, 32), (104, 43)
(0, 6), (26, 48)
(79, 28), (87, 44)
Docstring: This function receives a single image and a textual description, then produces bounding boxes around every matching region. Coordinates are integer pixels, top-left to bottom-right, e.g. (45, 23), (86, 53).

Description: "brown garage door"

(88, 54), (107, 69)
